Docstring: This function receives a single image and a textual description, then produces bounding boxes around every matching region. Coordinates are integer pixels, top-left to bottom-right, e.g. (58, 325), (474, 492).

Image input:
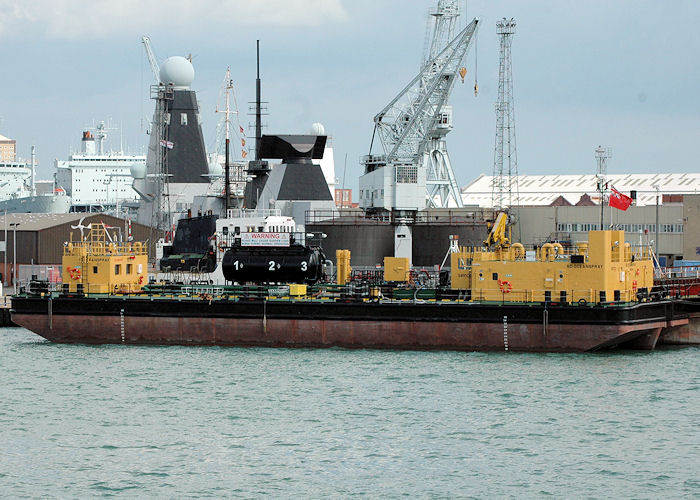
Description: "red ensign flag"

(609, 187), (633, 211)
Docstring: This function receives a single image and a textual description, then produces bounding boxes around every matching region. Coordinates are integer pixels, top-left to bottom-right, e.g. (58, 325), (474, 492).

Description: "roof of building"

(550, 195), (572, 207)
(0, 213), (143, 232)
(575, 193), (597, 206)
(462, 173), (700, 207)
(0, 134), (14, 142)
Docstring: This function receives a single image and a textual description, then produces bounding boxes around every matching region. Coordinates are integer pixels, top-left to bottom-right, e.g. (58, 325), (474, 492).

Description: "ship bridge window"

(93, 266), (98, 274)
(115, 264), (121, 275)
(127, 263), (132, 274)
(180, 113), (188, 126)
(492, 273), (498, 281)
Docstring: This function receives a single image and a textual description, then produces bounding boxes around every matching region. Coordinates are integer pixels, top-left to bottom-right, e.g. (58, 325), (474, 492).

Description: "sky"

(1, 0), (699, 196)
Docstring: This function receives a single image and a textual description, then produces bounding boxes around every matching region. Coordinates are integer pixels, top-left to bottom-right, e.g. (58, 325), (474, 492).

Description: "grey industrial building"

(510, 195), (700, 266)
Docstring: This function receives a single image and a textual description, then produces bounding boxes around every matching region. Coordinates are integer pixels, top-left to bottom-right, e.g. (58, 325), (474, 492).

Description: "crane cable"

(474, 35), (479, 96)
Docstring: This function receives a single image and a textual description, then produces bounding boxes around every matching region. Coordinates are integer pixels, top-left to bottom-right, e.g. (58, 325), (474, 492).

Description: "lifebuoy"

(578, 298), (588, 306)
(498, 279), (512, 294)
(67, 266), (81, 281)
(138, 275), (144, 285)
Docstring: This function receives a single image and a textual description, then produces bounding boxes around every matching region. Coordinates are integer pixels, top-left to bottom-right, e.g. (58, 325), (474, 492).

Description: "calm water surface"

(1, 327), (698, 498)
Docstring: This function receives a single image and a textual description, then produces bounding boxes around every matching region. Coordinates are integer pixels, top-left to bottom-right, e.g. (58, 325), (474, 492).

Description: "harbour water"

(1, 327), (698, 498)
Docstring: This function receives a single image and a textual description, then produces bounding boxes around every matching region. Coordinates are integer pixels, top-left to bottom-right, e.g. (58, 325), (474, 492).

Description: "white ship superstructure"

(55, 122), (145, 213)
(0, 142), (71, 214)
(310, 123), (337, 201)
(0, 159), (32, 200)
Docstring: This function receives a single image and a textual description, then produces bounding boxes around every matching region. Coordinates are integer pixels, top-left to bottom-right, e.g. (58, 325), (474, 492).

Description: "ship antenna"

(224, 68), (233, 214)
(255, 40), (262, 161)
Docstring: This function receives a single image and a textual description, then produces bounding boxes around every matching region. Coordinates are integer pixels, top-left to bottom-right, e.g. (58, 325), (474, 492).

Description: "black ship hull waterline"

(10, 295), (689, 352)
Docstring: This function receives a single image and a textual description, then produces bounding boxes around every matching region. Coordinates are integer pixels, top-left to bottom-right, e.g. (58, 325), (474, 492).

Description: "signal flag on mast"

(609, 187), (633, 211)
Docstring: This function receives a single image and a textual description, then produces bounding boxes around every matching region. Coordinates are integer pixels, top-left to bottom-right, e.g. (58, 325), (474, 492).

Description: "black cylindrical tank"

(221, 244), (325, 284)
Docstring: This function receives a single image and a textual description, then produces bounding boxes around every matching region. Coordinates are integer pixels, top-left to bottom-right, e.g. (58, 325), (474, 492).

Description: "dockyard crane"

(362, 10), (479, 209)
(141, 36), (161, 83)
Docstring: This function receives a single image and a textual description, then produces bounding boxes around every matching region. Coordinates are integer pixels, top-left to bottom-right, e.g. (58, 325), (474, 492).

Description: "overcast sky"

(1, 0), (699, 194)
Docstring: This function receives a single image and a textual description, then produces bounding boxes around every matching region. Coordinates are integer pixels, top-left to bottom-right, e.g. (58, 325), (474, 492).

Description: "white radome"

(310, 122), (326, 136)
(208, 160), (223, 177)
(159, 56), (195, 88)
(130, 162), (146, 179)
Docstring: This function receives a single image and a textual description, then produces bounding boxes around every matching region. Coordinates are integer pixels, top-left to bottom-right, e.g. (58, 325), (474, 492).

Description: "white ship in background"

(0, 142), (71, 214)
(0, 122), (145, 215)
(55, 121), (146, 215)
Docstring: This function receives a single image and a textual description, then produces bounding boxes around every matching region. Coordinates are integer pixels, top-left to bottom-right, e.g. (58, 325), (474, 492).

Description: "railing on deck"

(305, 209), (496, 226)
(19, 279), (683, 306)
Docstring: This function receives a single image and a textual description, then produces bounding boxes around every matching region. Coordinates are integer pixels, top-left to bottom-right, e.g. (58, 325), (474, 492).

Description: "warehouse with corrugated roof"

(462, 173), (700, 207)
(0, 213), (154, 285)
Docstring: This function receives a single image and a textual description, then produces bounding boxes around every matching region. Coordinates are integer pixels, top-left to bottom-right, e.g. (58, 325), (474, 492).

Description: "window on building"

(93, 266), (98, 274)
(126, 263), (132, 274)
(115, 264), (121, 275)
(396, 166), (418, 184)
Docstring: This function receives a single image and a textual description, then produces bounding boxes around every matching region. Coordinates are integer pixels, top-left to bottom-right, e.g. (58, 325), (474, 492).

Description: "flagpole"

(599, 181), (605, 230)
(654, 184), (660, 261)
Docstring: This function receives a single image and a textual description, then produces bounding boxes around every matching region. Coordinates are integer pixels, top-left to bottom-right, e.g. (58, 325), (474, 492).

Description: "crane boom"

(359, 9), (479, 212)
(141, 36), (161, 83)
(372, 17), (479, 163)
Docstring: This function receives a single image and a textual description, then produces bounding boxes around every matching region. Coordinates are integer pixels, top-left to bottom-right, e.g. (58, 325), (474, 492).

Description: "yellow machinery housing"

(451, 230), (654, 304)
(62, 223), (148, 294)
(336, 249), (351, 285)
(384, 257), (410, 282)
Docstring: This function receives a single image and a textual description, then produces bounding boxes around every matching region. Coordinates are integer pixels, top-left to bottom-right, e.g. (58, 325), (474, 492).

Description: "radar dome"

(159, 56), (195, 88)
(310, 122), (326, 136)
(208, 159), (223, 177)
(130, 162), (146, 180)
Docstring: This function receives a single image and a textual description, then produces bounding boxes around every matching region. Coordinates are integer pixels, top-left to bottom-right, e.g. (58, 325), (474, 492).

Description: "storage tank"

(221, 244), (325, 284)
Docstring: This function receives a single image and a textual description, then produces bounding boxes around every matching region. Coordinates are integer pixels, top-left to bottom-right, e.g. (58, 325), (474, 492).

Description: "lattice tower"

(492, 18), (519, 210)
(595, 145), (612, 228)
(595, 145), (612, 179)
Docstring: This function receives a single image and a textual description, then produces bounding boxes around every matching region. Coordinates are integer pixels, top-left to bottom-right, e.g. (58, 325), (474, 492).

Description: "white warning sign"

(240, 232), (291, 247)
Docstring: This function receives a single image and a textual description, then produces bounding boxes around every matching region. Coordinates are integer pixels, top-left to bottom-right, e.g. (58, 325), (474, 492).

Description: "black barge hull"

(10, 296), (687, 352)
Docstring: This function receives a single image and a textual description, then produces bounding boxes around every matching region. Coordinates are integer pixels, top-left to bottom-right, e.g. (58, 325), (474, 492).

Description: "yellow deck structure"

(451, 230), (654, 304)
(62, 223), (148, 294)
